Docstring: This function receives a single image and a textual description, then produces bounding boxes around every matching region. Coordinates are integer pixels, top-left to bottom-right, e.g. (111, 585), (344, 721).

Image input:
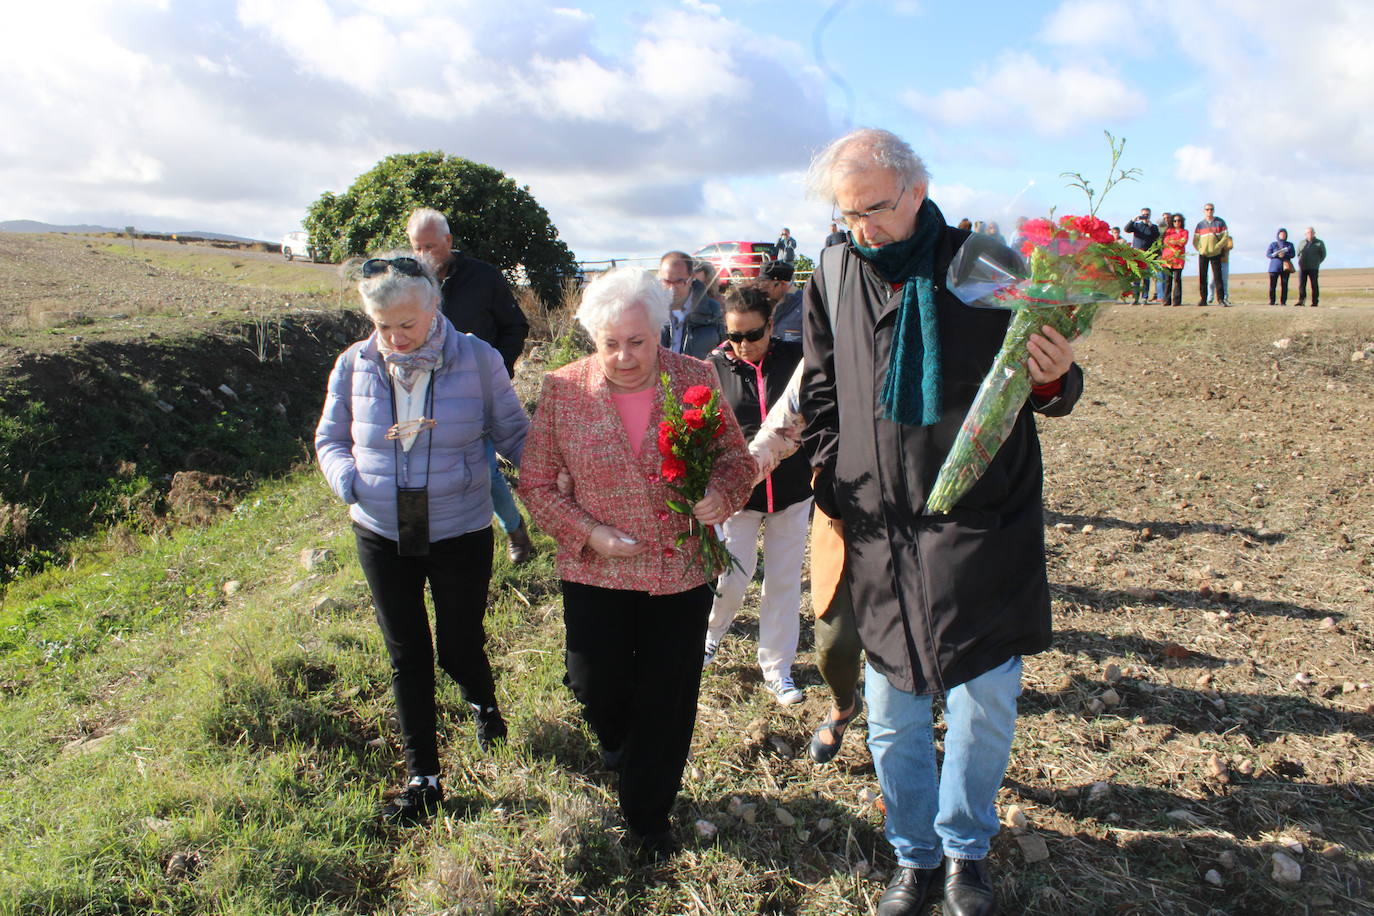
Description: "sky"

(3, 0), (1372, 273)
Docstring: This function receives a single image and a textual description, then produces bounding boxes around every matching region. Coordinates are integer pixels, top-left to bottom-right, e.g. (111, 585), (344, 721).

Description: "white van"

(280, 231), (319, 262)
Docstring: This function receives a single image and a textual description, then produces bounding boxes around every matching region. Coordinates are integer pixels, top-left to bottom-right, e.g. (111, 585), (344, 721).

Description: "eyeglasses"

(660, 276), (690, 288)
(726, 326), (769, 343)
(362, 257), (424, 278)
(833, 185), (908, 228)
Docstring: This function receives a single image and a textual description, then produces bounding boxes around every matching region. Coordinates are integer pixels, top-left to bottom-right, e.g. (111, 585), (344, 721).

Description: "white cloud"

(903, 51), (1147, 134)
(0, 0), (835, 255)
(1039, 0), (1145, 47)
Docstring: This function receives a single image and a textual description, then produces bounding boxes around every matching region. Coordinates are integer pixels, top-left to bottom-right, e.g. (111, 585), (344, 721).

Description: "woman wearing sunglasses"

(701, 283), (813, 706)
(315, 254), (530, 825)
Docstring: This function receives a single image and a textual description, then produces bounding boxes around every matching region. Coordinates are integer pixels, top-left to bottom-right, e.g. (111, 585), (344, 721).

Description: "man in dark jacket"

(801, 129), (1082, 916)
(1296, 226), (1327, 307)
(1123, 207), (1160, 303)
(408, 207), (534, 563)
(759, 260), (804, 343)
(658, 251), (725, 358)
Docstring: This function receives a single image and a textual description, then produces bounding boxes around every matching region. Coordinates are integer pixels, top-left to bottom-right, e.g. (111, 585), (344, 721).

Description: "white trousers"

(706, 497), (812, 680)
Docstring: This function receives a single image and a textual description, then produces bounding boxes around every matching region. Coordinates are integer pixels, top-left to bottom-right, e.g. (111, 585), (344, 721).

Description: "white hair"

(576, 268), (670, 339)
(405, 207), (451, 237)
(357, 251), (440, 312)
(806, 128), (931, 203)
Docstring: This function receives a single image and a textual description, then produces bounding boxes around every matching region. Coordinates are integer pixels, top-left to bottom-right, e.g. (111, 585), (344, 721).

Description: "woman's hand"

(588, 525), (649, 558)
(556, 467), (573, 497)
(692, 488), (731, 527)
(1026, 324), (1075, 385)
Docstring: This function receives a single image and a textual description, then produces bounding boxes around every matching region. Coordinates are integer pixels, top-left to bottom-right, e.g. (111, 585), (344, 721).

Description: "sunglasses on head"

(726, 326), (769, 343)
(362, 256), (424, 278)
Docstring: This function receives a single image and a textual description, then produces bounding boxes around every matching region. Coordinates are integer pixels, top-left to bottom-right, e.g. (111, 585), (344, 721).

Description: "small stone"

(858, 787), (881, 807)
(774, 807), (796, 827)
(217, 383), (239, 400)
(1054, 522), (1074, 532)
(768, 736), (794, 758)
(1103, 663), (1122, 684)
(694, 819), (718, 840)
(155, 399), (174, 413)
(1272, 338), (1291, 349)
(1004, 805), (1029, 832)
(143, 816), (174, 835)
(366, 737), (387, 748)
(817, 817), (835, 833)
(1086, 698), (1106, 715)
(300, 547), (334, 571)
(1281, 838), (1305, 855)
(1218, 851), (1238, 870)
(1319, 617), (1336, 630)
(223, 580), (240, 595)
(689, 766), (704, 781)
(1343, 682), (1358, 694)
(1293, 672), (1313, 686)
(1204, 869), (1223, 887)
(852, 859), (871, 878)
(1081, 524), (1095, 533)
(1206, 754), (1230, 782)
(165, 852), (194, 879)
(1015, 833), (1051, 863)
(309, 596), (338, 615)
(741, 805), (758, 824)
(1100, 688), (1121, 707)
(1168, 809), (1204, 827)
(1320, 844), (1346, 860)
(1088, 780), (1110, 802)
(1196, 672), (1213, 687)
(1270, 851), (1301, 885)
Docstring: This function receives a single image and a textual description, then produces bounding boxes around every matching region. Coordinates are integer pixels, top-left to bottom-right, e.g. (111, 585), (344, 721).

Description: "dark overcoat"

(801, 221), (1083, 695)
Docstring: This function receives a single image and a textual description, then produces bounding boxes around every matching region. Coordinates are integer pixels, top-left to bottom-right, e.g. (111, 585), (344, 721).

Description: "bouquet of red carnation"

(657, 375), (744, 587)
(926, 212), (1155, 513)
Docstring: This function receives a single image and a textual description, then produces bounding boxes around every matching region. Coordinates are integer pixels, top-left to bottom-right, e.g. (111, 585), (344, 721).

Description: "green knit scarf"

(853, 197), (946, 426)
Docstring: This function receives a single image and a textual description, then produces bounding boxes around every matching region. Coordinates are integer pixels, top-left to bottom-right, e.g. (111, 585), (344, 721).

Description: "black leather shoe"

(877, 862), (943, 915)
(506, 521), (533, 565)
(944, 857), (997, 916)
(474, 705), (507, 751)
(381, 777), (442, 826)
(636, 829), (679, 865)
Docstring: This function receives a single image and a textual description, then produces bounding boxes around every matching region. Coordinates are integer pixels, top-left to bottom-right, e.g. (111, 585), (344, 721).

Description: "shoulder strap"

(820, 242), (847, 327)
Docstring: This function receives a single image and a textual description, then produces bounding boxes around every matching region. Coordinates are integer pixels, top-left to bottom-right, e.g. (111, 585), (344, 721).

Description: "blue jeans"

(486, 440), (522, 534)
(865, 656), (1022, 868)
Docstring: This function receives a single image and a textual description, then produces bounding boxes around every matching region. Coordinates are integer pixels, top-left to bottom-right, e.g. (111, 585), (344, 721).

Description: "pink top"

(610, 386), (656, 457)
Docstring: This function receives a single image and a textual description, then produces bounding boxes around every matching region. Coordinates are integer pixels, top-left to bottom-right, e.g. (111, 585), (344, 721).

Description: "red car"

(692, 241), (777, 287)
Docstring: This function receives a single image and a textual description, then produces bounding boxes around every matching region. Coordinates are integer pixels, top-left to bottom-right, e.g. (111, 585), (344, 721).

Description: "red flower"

(661, 456), (687, 482)
(1020, 218), (1054, 249)
(683, 385), (713, 408)
(656, 509), (671, 521)
(657, 424), (676, 457)
(682, 409), (705, 430)
(661, 546), (675, 558)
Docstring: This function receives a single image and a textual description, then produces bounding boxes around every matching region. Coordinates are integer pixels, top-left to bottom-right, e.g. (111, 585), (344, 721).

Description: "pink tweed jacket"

(520, 348), (757, 595)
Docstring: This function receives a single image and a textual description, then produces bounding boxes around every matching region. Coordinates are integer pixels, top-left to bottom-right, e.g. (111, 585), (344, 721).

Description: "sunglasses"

(726, 326), (769, 343)
(362, 256), (424, 278)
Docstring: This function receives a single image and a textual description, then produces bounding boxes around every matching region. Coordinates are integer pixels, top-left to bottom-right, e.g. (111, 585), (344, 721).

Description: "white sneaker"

(766, 675), (804, 705)
(703, 639), (719, 669)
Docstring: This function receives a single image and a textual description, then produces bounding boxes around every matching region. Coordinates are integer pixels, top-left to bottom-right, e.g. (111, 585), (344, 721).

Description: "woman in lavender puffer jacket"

(315, 254), (529, 826)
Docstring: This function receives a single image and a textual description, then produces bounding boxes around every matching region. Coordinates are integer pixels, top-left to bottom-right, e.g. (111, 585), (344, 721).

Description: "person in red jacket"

(1160, 215), (1190, 306)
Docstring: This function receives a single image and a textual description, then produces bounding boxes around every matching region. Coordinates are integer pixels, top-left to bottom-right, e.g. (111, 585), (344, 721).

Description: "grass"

(95, 243), (337, 297)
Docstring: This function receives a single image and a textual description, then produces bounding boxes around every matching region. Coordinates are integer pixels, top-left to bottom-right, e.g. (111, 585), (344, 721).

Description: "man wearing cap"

(759, 261), (804, 343)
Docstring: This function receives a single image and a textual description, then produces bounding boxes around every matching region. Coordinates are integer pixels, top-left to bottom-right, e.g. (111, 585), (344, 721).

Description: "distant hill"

(0, 219), (267, 245)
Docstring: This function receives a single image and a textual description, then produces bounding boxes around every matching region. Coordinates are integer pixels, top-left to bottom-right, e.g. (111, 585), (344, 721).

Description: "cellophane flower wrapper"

(926, 220), (1152, 514)
(657, 374), (745, 589)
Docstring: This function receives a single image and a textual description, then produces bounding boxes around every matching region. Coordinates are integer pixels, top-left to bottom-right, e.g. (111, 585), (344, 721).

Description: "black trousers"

(1298, 268), (1319, 305)
(1268, 271), (1290, 304)
(1162, 268), (1184, 306)
(561, 580), (712, 836)
(355, 523), (497, 776)
(1198, 254), (1226, 304)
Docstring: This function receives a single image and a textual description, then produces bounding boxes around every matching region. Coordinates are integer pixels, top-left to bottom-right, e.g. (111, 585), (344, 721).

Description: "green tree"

(305, 151), (578, 307)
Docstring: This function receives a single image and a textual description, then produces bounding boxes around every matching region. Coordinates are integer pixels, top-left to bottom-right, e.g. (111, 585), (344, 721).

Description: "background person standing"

(1266, 229), (1296, 306)
(775, 228), (798, 264)
(1193, 204), (1230, 307)
(1123, 207), (1160, 303)
(1297, 226), (1327, 307)
(1160, 215), (1189, 306)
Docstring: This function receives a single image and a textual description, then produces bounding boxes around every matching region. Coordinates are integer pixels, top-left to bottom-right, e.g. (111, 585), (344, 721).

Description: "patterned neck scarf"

(377, 313), (446, 392)
(852, 197), (946, 426)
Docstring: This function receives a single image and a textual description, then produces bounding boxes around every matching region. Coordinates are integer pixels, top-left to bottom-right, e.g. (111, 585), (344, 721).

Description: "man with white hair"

(801, 128), (1084, 916)
(407, 207), (534, 563)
